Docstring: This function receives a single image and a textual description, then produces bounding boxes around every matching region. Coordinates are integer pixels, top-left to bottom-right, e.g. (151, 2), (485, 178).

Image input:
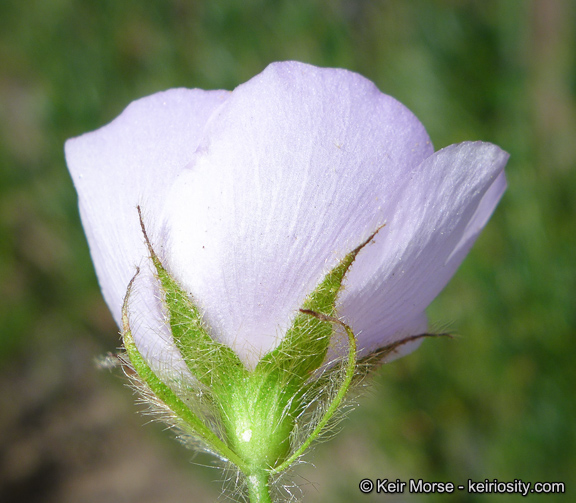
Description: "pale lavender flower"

(65, 61), (508, 376)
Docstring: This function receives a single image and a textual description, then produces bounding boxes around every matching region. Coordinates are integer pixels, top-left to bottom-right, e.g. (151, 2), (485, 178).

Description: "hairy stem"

(246, 469), (273, 503)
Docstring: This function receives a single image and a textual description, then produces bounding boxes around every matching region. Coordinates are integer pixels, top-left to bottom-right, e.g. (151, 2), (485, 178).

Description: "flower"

(66, 61), (509, 500)
(65, 61), (508, 374)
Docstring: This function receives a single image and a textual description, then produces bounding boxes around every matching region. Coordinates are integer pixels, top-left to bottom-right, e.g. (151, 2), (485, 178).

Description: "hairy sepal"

(126, 209), (382, 481)
(121, 270), (249, 471)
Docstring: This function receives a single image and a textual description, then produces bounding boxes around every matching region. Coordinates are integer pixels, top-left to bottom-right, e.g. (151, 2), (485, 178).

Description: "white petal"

(339, 142), (509, 353)
(162, 61), (434, 367)
(66, 89), (229, 327)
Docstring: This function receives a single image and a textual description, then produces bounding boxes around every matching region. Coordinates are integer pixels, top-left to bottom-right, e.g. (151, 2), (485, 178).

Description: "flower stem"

(246, 469), (273, 503)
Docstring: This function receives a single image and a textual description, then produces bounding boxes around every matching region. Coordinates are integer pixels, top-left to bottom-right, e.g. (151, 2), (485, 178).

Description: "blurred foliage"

(1, 0), (575, 502)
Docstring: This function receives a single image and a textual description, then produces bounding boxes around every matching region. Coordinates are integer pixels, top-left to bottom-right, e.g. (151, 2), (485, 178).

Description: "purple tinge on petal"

(65, 88), (229, 329)
(339, 142), (509, 355)
(161, 61), (434, 368)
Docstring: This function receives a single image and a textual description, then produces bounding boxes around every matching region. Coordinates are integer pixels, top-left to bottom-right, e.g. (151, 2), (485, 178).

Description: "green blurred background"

(1, 0), (574, 501)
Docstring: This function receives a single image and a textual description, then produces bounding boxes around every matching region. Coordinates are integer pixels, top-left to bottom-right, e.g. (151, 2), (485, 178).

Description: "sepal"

(121, 214), (392, 501)
(121, 268), (249, 471)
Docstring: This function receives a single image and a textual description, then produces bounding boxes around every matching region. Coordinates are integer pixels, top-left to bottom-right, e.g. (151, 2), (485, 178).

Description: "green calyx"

(121, 208), (384, 501)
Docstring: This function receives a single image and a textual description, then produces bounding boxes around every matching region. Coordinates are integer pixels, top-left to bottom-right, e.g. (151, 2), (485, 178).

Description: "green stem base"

(246, 469), (272, 503)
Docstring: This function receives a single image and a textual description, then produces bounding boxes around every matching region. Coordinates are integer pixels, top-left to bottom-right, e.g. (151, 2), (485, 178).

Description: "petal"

(162, 61), (434, 367)
(65, 88), (229, 326)
(339, 142), (509, 353)
(446, 170), (507, 268)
